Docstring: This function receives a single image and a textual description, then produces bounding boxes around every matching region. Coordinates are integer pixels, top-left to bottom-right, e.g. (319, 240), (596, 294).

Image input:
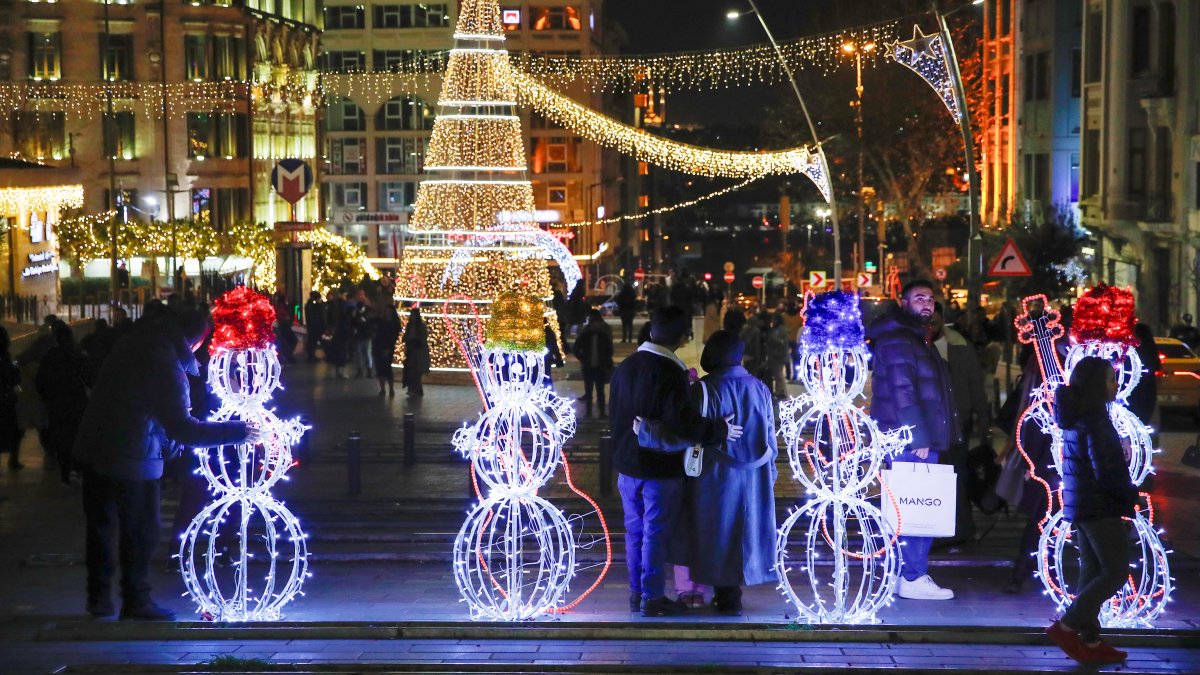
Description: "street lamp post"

(728, 3), (842, 283)
(841, 40), (875, 276)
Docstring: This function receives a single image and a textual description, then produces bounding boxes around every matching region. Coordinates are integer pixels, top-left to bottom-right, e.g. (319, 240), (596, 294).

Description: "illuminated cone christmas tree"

(395, 0), (563, 371)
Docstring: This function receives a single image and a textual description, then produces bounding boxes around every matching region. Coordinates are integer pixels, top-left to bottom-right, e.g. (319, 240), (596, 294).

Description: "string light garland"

(512, 67), (827, 186)
(557, 178), (761, 229)
(178, 287), (311, 622)
(0, 184), (84, 215)
(776, 291), (910, 624)
(1023, 288), (1174, 628)
(887, 27), (961, 122)
(443, 224), (582, 296)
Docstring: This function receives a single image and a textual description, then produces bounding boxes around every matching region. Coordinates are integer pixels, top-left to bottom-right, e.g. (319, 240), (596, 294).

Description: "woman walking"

(1045, 356), (1138, 665)
(372, 301), (402, 397)
(401, 306), (430, 397)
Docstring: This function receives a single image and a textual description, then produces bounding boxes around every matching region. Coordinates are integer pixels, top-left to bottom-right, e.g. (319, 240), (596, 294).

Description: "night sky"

(604, 0), (834, 126)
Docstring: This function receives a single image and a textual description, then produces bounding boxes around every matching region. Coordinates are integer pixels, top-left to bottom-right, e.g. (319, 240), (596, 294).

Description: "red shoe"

(1046, 621), (1089, 662)
(1077, 640), (1128, 665)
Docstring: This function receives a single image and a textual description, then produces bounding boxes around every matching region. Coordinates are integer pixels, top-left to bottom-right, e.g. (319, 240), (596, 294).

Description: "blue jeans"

(618, 474), (684, 600)
(894, 448), (939, 581)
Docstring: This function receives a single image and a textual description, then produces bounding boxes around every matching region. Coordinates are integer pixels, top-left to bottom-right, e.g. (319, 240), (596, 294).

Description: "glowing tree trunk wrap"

(776, 292), (910, 624)
(1026, 286), (1173, 627)
(178, 287), (311, 622)
(395, 0), (561, 372)
(450, 294), (580, 620)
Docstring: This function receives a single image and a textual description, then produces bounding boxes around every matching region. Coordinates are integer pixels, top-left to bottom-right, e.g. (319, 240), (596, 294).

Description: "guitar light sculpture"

(776, 291), (910, 624)
(178, 287), (311, 621)
(1026, 286), (1173, 627)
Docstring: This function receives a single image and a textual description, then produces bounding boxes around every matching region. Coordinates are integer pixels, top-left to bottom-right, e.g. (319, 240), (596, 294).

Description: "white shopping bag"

(881, 461), (957, 538)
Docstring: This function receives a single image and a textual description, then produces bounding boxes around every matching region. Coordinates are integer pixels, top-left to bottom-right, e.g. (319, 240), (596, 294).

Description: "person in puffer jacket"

(74, 310), (253, 622)
(867, 279), (960, 601)
(1046, 356), (1137, 666)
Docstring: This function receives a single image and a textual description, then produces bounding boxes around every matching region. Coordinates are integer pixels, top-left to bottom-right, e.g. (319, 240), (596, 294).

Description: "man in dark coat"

(303, 291), (326, 363)
(572, 310), (614, 418)
(609, 306), (741, 616)
(73, 311), (252, 620)
(615, 283), (638, 343)
(867, 280), (960, 600)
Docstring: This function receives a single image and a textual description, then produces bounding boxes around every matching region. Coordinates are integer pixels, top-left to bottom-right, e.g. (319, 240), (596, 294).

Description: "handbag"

(683, 382), (708, 477)
(882, 461), (958, 538)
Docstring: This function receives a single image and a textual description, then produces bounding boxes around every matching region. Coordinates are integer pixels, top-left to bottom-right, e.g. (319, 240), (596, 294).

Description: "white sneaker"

(898, 575), (955, 600)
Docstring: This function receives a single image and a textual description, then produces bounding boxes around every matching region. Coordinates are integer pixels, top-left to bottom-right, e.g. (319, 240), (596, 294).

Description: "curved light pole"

(841, 39), (875, 276)
(728, 4), (842, 283)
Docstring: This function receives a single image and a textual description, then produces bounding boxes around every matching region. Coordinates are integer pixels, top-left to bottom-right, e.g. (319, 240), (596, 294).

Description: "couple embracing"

(609, 306), (779, 617)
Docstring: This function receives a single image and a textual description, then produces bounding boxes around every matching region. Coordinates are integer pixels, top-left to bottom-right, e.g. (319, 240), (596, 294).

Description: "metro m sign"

(271, 159), (314, 205)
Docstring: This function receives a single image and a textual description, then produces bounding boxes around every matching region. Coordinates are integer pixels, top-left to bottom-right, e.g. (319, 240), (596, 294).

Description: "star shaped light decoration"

(888, 26), (961, 122)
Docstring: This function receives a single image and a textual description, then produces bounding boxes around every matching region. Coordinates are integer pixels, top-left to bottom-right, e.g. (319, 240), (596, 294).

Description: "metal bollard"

(347, 431), (362, 496)
(598, 433), (613, 497)
(403, 413), (416, 468)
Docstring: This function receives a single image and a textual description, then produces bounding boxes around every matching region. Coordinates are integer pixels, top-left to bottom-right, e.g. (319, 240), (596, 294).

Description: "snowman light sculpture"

(451, 290), (578, 621)
(1036, 285), (1172, 628)
(776, 291), (910, 624)
(178, 287), (310, 622)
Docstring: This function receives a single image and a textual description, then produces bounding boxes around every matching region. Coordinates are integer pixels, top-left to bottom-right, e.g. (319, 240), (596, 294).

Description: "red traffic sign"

(752, 276), (764, 289)
(271, 159), (314, 205)
(634, 267), (645, 282)
(857, 272), (874, 288)
(935, 267), (947, 281)
(703, 272), (712, 281)
(988, 239), (1033, 277)
(723, 271), (735, 284)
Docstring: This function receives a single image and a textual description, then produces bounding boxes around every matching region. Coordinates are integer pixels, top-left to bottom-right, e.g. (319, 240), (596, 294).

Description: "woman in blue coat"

(636, 330), (779, 615)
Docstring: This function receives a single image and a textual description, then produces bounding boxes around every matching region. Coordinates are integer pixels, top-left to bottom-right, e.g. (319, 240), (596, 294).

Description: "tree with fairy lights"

(178, 287), (311, 622)
(394, 0), (561, 372)
(450, 288), (579, 621)
(1030, 285), (1172, 627)
(776, 291), (910, 624)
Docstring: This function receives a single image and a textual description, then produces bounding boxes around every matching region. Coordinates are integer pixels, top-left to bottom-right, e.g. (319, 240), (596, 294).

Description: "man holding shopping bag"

(868, 280), (962, 600)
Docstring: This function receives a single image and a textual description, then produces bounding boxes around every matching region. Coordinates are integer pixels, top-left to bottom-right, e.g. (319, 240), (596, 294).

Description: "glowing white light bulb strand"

(178, 347), (311, 622)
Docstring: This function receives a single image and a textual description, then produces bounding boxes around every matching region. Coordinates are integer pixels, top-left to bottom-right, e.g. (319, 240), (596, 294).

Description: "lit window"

(547, 142), (568, 173)
(372, 3), (450, 29)
(212, 36), (246, 80)
(548, 183), (568, 205)
(15, 112), (65, 161)
(530, 6), (581, 31)
(101, 34), (133, 81)
(318, 50), (367, 73)
(326, 137), (366, 174)
(184, 34), (209, 80)
(327, 99), (366, 131)
(28, 32), (61, 80)
(638, 161), (649, 176)
(501, 7), (520, 29)
(324, 5), (365, 29)
(103, 112), (137, 160)
(639, 195), (650, 208)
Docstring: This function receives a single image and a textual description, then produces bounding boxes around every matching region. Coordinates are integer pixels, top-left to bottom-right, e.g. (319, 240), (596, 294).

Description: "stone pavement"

(2, 330), (1199, 673)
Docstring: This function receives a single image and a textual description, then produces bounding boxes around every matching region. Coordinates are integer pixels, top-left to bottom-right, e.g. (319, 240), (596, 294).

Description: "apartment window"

(376, 137), (424, 174)
(192, 188), (213, 225)
(1130, 6), (1151, 75)
(1085, 12), (1102, 83)
(372, 49), (442, 73)
(1082, 129), (1100, 197)
(379, 181), (416, 211)
(1154, 126), (1171, 199)
(185, 35), (209, 80)
(1024, 52), (1049, 101)
(638, 161), (649, 176)
(547, 140), (568, 173)
(999, 0), (1010, 35)
(1070, 49), (1081, 98)
(638, 194), (650, 208)
(373, 4), (450, 28)
(215, 187), (250, 231)
(324, 5), (366, 28)
(327, 137), (366, 174)
(319, 50), (367, 73)
(1000, 74), (1010, 114)
(1127, 127), (1147, 197)
(377, 96), (431, 130)
(101, 34), (133, 81)
(1023, 153), (1050, 203)
(103, 112), (136, 160)
(331, 182), (366, 208)
(530, 6), (581, 30)
(15, 112), (65, 161)
(327, 99), (366, 131)
(547, 183), (568, 206)
(28, 32), (61, 80)
(186, 112), (247, 158)
(212, 36), (246, 80)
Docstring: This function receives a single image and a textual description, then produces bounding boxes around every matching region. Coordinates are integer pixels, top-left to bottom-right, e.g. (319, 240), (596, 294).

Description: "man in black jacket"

(609, 306), (742, 616)
(868, 280), (960, 601)
(74, 310), (254, 620)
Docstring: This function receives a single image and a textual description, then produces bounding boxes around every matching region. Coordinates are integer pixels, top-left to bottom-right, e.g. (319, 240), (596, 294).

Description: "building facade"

(318, 1), (620, 274)
(1079, 0), (1200, 329)
(0, 0), (320, 282)
(980, 0), (1019, 227)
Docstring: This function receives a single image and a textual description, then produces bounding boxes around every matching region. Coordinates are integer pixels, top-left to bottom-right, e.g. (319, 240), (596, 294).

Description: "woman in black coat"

(1046, 356), (1138, 666)
(372, 301), (402, 397)
(401, 307), (430, 397)
(36, 323), (92, 484)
